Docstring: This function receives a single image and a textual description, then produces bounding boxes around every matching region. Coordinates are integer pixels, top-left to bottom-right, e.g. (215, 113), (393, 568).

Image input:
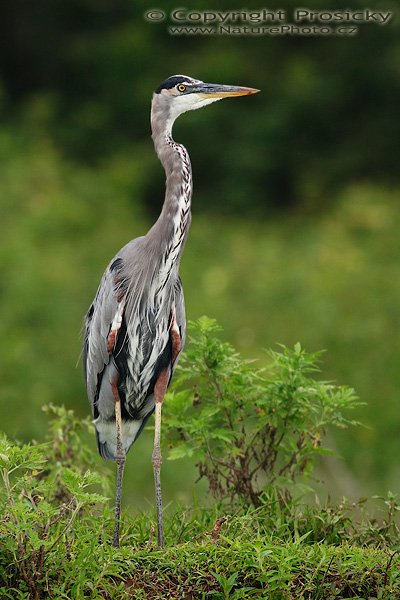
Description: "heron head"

(152, 75), (259, 129)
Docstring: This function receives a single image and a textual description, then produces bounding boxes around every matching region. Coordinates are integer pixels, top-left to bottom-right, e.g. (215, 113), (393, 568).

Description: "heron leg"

(152, 368), (169, 548)
(112, 380), (125, 548)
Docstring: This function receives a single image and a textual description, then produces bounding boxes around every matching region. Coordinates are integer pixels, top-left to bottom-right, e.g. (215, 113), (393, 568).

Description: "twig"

(383, 551), (398, 587)
(146, 522), (155, 550)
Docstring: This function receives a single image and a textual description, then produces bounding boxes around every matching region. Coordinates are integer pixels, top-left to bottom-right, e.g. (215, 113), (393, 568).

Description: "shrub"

(163, 317), (361, 506)
(0, 407), (116, 599)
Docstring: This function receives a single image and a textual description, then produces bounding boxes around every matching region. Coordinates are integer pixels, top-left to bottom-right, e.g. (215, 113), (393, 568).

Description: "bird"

(83, 74), (259, 548)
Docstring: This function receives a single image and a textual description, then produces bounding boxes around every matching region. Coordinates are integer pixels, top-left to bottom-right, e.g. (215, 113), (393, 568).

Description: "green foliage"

(0, 372), (399, 597)
(164, 317), (359, 506)
(0, 408), (116, 599)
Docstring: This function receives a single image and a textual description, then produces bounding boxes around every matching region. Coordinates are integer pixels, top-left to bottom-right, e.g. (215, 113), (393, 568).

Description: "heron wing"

(83, 260), (124, 414)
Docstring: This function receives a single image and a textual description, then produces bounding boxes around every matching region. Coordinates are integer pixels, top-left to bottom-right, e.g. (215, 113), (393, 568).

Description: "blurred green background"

(1, 0), (399, 511)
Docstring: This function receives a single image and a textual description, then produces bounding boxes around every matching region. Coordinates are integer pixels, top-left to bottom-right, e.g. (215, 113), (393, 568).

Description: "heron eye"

(177, 84), (186, 93)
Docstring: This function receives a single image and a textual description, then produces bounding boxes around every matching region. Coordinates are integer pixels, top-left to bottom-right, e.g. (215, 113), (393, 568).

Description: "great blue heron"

(83, 74), (259, 548)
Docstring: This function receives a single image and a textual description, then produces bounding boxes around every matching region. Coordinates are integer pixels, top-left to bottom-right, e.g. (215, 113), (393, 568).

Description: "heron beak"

(196, 83), (260, 98)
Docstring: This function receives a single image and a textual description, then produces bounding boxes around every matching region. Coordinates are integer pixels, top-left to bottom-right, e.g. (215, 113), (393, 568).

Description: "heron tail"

(94, 417), (146, 460)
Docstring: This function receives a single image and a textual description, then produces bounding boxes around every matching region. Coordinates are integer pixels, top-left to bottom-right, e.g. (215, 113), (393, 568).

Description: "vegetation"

(1, 323), (400, 598)
(164, 317), (360, 505)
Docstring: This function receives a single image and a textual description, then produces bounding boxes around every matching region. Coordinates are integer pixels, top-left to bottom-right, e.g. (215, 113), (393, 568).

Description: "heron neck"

(150, 120), (193, 265)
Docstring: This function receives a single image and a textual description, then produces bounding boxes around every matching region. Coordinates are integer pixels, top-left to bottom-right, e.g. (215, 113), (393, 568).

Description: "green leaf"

(168, 446), (189, 460)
